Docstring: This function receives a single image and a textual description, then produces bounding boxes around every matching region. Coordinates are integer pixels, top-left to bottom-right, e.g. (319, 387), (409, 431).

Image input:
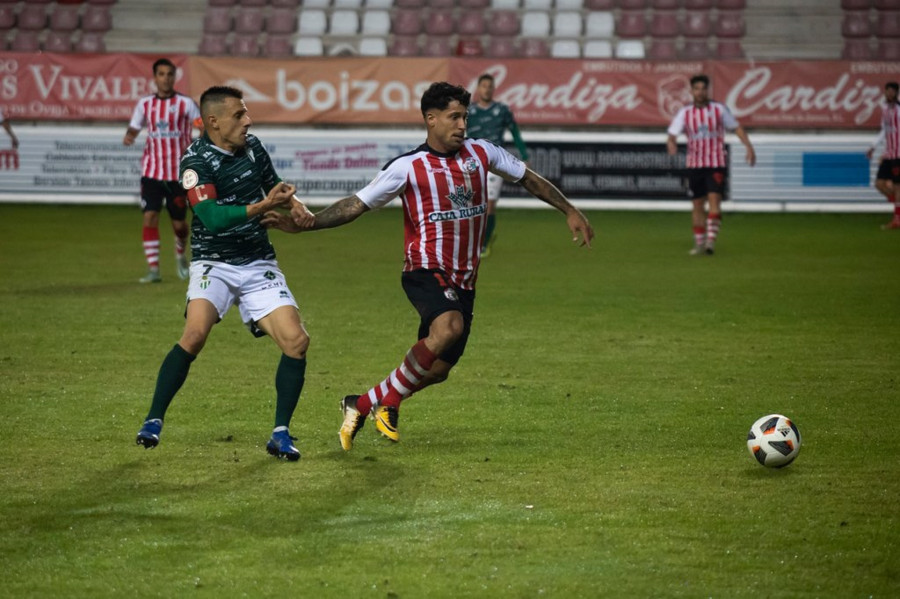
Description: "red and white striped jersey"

(129, 93), (200, 181)
(873, 102), (900, 160)
(356, 139), (526, 290)
(667, 101), (739, 169)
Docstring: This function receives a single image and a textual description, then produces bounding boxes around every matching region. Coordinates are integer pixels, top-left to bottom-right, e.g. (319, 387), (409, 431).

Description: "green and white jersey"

(180, 132), (280, 266)
(467, 101), (516, 145)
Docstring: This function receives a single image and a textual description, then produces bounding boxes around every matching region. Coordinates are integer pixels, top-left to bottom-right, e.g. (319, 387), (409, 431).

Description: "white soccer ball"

(746, 414), (801, 468)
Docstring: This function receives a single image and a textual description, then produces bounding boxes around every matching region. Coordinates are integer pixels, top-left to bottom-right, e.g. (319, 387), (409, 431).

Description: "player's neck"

(156, 91), (175, 100)
(477, 99), (493, 108)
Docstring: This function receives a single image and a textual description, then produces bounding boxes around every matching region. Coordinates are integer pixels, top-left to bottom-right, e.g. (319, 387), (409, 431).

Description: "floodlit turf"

(1, 204), (898, 597)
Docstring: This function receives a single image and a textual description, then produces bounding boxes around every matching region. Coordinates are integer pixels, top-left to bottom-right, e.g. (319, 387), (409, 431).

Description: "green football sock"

(483, 214), (497, 251)
(274, 354), (306, 429)
(146, 344), (196, 421)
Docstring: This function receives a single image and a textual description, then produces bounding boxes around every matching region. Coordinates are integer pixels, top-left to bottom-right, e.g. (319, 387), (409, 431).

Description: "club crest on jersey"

(447, 184), (474, 208)
(182, 169), (198, 189)
(463, 158), (479, 173)
(444, 288), (459, 302)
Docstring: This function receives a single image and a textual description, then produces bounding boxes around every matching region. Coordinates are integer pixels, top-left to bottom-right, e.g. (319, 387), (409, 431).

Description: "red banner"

(0, 53), (190, 122)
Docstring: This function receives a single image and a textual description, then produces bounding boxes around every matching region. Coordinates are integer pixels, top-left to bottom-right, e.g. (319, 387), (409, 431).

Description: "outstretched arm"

(279, 195), (370, 232)
(518, 169), (594, 248)
(734, 126), (756, 166)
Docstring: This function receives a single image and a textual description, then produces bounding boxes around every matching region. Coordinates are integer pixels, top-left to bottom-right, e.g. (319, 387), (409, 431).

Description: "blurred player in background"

(263, 82), (593, 451)
(0, 107), (19, 149)
(667, 74), (755, 256)
(466, 73), (529, 258)
(124, 58), (200, 283)
(135, 86), (315, 461)
(866, 81), (900, 230)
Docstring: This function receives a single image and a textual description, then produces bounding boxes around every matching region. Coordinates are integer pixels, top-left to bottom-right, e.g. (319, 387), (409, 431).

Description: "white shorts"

(186, 259), (299, 336)
(486, 172), (503, 202)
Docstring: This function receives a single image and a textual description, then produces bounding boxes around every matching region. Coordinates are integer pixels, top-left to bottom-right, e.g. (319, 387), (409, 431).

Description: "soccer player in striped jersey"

(667, 74), (755, 255)
(866, 82), (900, 230)
(466, 73), (529, 258)
(0, 107), (18, 150)
(135, 86), (316, 461)
(124, 58), (200, 283)
(264, 82), (593, 451)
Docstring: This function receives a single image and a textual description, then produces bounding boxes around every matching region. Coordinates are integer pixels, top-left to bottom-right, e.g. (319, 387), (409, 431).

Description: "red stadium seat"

(422, 36), (452, 56)
(842, 12), (872, 37)
(616, 11), (647, 38)
(716, 39), (745, 59)
(81, 5), (112, 32)
(648, 38), (677, 59)
(874, 0), (900, 8)
(680, 38), (709, 59)
(649, 12), (679, 37)
(199, 34), (228, 55)
(266, 8), (297, 34)
(520, 37), (549, 57)
(11, 31), (41, 52)
(86, 0), (117, 3)
(617, 0), (647, 8)
(457, 12), (486, 35)
(49, 5), (80, 32)
(487, 36), (517, 57)
(263, 35), (293, 57)
(234, 8), (264, 34)
(204, 7), (233, 34)
(841, 0), (871, 8)
(270, 0), (300, 6)
(16, 5), (47, 31)
(239, 0), (268, 6)
(0, 5), (15, 29)
(682, 11), (711, 37)
(388, 36), (420, 56)
(231, 34), (260, 57)
(876, 11), (900, 37)
(395, 0), (425, 7)
(843, 38), (873, 58)
(715, 11), (745, 38)
(427, 0), (456, 7)
(392, 9), (422, 35)
(460, 0), (490, 7)
(57, 0), (86, 4)
(683, 0), (713, 7)
(652, 0), (681, 8)
(74, 32), (105, 53)
(877, 38), (900, 58)
(425, 9), (454, 36)
(716, 0), (746, 7)
(44, 31), (73, 52)
(488, 10), (519, 36)
(456, 38), (484, 56)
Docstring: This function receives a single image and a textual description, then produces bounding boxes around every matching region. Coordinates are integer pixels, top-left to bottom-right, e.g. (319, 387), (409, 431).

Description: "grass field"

(1, 204), (898, 598)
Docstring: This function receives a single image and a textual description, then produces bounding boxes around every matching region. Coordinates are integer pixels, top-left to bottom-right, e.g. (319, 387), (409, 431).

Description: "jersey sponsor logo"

(182, 169), (199, 189)
(447, 184), (474, 208)
(428, 203), (486, 223)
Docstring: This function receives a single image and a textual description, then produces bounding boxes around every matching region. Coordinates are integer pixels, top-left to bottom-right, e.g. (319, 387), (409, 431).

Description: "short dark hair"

(886, 82), (899, 92)
(690, 74), (710, 87)
(152, 58), (176, 75)
(477, 73), (494, 85)
(200, 85), (244, 117)
(420, 82), (470, 117)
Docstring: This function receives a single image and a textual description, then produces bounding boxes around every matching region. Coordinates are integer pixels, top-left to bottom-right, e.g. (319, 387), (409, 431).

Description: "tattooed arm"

(517, 169), (595, 248)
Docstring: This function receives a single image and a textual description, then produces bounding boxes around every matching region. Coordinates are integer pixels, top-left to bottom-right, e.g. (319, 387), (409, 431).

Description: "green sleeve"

(192, 201), (247, 234)
(508, 121), (529, 162)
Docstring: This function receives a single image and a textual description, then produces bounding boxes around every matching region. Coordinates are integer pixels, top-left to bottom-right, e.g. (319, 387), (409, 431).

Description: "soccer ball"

(746, 414), (801, 468)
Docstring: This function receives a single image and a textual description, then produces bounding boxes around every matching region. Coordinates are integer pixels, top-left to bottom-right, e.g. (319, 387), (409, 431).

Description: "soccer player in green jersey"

(466, 73), (529, 258)
(135, 86), (315, 461)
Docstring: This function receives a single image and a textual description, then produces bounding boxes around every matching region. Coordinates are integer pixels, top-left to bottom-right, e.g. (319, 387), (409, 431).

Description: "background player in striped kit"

(124, 58), (200, 283)
(866, 82), (900, 230)
(667, 74), (755, 255)
(0, 107), (19, 150)
(263, 82), (593, 451)
(466, 73), (529, 258)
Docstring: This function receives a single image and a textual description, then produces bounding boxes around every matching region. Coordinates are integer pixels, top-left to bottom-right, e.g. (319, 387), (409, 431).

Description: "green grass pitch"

(0, 204), (898, 597)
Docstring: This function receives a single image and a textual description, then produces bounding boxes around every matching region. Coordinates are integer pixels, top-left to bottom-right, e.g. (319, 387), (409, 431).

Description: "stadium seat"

(81, 5), (112, 32)
(298, 10), (327, 36)
(44, 31), (73, 53)
(616, 11), (647, 38)
(487, 36), (517, 56)
(459, 0), (490, 7)
(365, 0), (394, 7)
(204, 7), (233, 34)
(0, 5), (14, 30)
(648, 38), (677, 59)
(523, 0), (552, 8)
(231, 34), (260, 57)
(715, 11), (745, 38)
(392, 9), (422, 35)
(270, 0), (300, 6)
(328, 42), (358, 56)
(583, 39), (613, 57)
(615, 39), (645, 58)
(652, 0), (681, 8)
(551, 39), (581, 58)
(876, 11), (900, 37)
(239, 0), (268, 6)
(330, 10), (359, 35)
(488, 10), (519, 36)
(301, 0), (330, 6)
(235, 8), (264, 34)
(683, 0), (713, 7)
(553, 12), (582, 37)
(456, 38), (484, 56)
(843, 38), (873, 58)
(16, 5), (47, 31)
(491, 0), (520, 8)
(11, 31), (39, 52)
(716, 0), (745, 7)
(457, 12), (486, 35)
(874, 0), (900, 8)
(584, 0), (614, 8)
(716, 38), (744, 58)
(199, 34), (228, 55)
(263, 35), (294, 57)
(267, 8), (297, 34)
(425, 10), (454, 36)
(388, 36), (419, 56)
(682, 11), (711, 37)
(585, 11), (615, 38)
(520, 37), (549, 57)
(359, 37), (388, 56)
(293, 37), (324, 56)
(422, 36), (452, 56)
(335, 0), (364, 6)
(680, 38), (709, 59)
(427, 0), (456, 7)
(618, 0), (647, 8)
(49, 5), (80, 32)
(361, 10), (390, 35)
(877, 38), (900, 58)
(75, 32), (105, 53)
(521, 11), (550, 37)
(842, 12), (872, 38)
(649, 12), (679, 37)
(556, 0), (584, 9)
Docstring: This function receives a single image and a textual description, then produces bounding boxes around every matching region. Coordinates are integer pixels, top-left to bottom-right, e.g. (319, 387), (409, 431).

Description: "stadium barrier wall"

(0, 126), (887, 213)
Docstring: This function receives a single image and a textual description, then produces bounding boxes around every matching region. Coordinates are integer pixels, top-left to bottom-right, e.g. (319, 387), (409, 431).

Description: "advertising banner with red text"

(187, 56), (448, 125)
(0, 53), (191, 122)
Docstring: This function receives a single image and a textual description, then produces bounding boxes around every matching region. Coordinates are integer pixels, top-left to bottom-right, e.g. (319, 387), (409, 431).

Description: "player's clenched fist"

(266, 182), (296, 208)
(290, 198), (316, 230)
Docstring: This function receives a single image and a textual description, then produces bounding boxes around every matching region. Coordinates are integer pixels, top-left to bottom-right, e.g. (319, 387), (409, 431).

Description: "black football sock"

(146, 344), (196, 421)
(274, 354), (306, 429)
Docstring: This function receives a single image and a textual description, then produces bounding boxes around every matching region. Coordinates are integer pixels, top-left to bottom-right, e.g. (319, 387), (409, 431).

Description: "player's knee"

(282, 328), (310, 359)
(180, 328), (208, 355)
(433, 313), (465, 345)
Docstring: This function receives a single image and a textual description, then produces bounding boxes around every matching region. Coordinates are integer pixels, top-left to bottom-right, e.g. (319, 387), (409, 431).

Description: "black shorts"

(401, 269), (475, 366)
(687, 168), (728, 199)
(876, 159), (900, 183)
(140, 177), (188, 220)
